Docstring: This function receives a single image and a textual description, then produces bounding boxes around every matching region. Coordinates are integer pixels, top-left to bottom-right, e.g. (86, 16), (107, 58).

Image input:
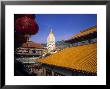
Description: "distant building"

(55, 40), (70, 50)
(47, 29), (56, 53)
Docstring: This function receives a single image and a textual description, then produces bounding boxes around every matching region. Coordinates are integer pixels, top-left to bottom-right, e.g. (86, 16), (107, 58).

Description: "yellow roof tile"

(71, 26), (97, 39)
(37, 43), (97, 73)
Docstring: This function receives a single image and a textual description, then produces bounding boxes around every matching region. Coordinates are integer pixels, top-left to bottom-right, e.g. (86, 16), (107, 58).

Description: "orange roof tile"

(37, 43), (97, 73)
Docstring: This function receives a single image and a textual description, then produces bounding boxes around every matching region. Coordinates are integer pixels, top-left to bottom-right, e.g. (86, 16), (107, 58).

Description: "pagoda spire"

(50, 28), (53, 33)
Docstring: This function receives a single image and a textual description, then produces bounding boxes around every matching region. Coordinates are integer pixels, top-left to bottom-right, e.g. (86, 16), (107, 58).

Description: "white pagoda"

(47, 29), (55, 53)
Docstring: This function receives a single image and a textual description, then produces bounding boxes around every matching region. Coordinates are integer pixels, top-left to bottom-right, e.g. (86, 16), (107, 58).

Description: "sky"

(30, 14), (97, 44)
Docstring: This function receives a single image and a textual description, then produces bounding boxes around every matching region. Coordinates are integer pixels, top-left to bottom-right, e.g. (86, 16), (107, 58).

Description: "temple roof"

(37, 43), (97, 73)
(21, 41), (44, 49)
(65, 25), (97, 42)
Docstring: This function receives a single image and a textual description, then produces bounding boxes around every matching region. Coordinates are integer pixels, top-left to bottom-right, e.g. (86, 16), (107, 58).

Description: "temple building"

(15, 40), (44, 63)
(14, 14), (44, 75)
(65, 25), (97, 46)
(15, 40), (45, 76)
(36, 25), (97, 76)
(47, 29), (56, 53)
